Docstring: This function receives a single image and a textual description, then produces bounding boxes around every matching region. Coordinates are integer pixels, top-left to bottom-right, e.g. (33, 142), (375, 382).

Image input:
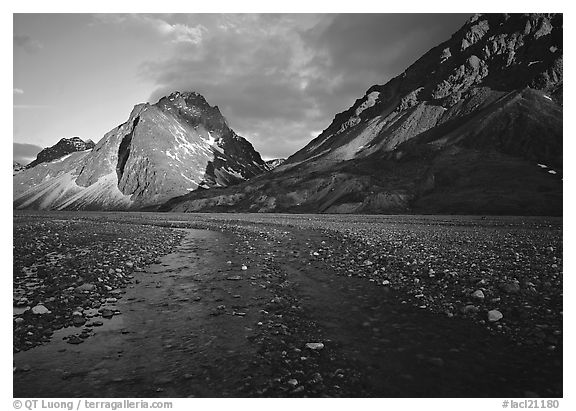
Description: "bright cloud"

(94, 14), (207, 44)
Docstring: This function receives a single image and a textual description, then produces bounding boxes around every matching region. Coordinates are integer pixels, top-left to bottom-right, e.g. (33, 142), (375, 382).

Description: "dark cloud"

(13, 143), (42, 164)
(140, 14), (470, 159)
(14, 34), (43, 53)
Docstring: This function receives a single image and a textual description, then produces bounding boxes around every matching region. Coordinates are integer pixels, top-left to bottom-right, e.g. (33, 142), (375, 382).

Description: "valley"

(13, 212), (562, 397)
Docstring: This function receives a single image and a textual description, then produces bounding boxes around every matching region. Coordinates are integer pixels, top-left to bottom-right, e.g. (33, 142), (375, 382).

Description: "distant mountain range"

(14, 14), (562, 215)
(26, 137), (95, 169)
(160, 13), (562, 216)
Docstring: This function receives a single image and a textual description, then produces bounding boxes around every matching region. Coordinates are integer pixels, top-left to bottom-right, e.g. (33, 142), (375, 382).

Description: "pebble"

(101, 309), (114, 319)
(241, 265), (248, 271)
(72, 315), (86, 327)
(67, 335), (84, 345)
(488, 309), (503, 322)
(500, 282), (521, 294)
(462, 305), (479, 314)
(472, 290), (485, 299)
(287, 378), (299, 386)
(305, 342), (324, 350)
(32, 304), (51, 315)
(76, 283), (96, 292)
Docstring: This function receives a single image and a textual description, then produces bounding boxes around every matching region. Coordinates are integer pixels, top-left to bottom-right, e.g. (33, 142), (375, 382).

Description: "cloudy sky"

(13, 13), (470, 162)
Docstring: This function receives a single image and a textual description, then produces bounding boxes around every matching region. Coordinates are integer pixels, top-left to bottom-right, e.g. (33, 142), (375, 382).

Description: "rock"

(101, 309), (114, 319)
(472, 289), (485, 299)
(287, 378), (299, 387)
(83, 308), (99, 317)
(32, 304), (51, 315)
(72, 315), (86, 327)
(310, 372), (323, 384)
(488, 309), (503, 322)
(241, 265), (248, 271)
(500, 282), (521, 294)
(76, 283), (96, 292)
(305, 342), (324, 350)
(67, 335), (84, 345)
(462, 305), (479, 314)
(15, 297), (30, 307)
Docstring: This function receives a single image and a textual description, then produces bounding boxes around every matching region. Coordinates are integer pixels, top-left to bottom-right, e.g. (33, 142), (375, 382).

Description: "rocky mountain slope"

(162, 13), (562, 216)
(26, 137), (95, 169)
(13, 92), (268, 210)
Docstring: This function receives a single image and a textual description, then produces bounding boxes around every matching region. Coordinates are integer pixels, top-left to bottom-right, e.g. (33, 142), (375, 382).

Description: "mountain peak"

(26, 137), (95, 169)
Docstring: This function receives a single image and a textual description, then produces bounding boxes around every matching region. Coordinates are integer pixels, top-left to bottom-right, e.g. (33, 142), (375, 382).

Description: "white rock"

(305, 342), (324, 350)
(488, 309), (503, 322)
(472, 290), (485, 299)
(241, 265), (248, 271)
(287, 378), (298, 387)
(32, 304), (51, 315)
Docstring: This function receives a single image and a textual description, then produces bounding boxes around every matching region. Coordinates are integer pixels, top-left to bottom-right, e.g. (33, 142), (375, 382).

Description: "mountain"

(26, 137), (95, 169)
(13, 91), (268, 210)
(160, 13), (562, 216)
(265, 158), (286, 170)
